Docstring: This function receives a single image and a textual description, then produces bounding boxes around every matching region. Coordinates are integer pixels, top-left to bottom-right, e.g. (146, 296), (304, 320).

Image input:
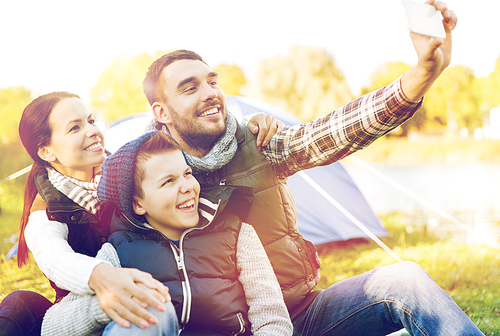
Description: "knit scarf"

(47, 167), (101, 215)
(163, 112), (238, 173)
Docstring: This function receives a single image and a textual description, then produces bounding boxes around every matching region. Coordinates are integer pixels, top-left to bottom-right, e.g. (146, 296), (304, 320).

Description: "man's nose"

(201, 82), (218, 101)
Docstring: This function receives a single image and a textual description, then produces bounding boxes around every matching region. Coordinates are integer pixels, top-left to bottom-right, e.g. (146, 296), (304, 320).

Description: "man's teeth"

(85, 143), (102, 151)
(178, 199), (195, 209)
(199, 107), (219, 117)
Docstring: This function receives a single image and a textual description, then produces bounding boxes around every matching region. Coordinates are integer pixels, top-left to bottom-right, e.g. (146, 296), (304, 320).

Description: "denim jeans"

(293, 261), (483, 336)
(0, 290), (53, 336)
(103, 301), (179, 336)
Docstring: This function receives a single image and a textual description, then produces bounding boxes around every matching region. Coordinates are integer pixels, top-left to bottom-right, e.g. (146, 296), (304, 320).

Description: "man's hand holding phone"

(402, 0), (447, 39)
(399, 0), (458, 102)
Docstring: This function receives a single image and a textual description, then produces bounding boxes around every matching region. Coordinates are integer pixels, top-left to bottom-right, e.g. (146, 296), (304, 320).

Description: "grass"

(0, 209), (56, 303)
(0, 210), (498, 334)
(315, 213), (500, 335)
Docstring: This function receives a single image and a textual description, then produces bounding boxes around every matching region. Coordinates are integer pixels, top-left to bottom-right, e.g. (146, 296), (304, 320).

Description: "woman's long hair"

(17, 91), (80, 266)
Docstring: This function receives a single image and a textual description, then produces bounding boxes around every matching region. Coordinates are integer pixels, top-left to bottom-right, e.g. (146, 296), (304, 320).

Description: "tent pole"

(0, 165), (32, 186)
(348, 156), (496, 248)
(297, 171), (404, 263)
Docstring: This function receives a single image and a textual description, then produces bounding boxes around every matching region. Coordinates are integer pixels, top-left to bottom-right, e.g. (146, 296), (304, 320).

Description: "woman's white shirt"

(24, 210), (109, 294)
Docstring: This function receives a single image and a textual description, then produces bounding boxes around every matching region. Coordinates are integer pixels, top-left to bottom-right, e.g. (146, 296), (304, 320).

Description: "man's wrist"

(401, 65), (441, 102)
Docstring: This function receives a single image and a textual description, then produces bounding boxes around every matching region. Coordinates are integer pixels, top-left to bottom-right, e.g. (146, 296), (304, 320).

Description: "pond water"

(342, 158), (500, 246)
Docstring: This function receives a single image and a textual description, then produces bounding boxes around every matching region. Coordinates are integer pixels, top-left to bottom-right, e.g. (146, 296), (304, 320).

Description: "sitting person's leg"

(0, 290), (53, 336)
(293, 261), (483, 336)
(103, 301), (178, 336)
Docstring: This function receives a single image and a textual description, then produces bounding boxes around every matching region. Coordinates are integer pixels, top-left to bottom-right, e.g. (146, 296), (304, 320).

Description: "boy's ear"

(37, 146), (56, 163)
(152, 102), (172, 125)
(132, 196), (146, 216)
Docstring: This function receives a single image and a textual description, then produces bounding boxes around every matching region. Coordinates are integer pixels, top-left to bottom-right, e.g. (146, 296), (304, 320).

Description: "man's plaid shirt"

(261, 78), (423, 179)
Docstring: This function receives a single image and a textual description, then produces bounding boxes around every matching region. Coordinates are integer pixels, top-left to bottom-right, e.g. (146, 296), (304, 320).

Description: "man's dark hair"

(143, 49), (207, 106)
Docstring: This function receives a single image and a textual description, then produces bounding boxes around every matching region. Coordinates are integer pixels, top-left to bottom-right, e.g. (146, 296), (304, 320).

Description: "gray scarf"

(163, 112), (238, 173)
(47, 167), (102, 215)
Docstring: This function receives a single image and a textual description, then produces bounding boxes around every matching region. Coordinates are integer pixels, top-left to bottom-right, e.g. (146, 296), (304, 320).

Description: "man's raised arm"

(400, 0), (457, 101)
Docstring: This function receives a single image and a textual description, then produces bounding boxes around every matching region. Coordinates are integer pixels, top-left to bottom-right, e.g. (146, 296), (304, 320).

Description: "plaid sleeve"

(262, 77), (423, 178)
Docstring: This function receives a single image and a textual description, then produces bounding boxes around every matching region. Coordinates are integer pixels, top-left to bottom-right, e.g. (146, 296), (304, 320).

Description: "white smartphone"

(402, 0), (446, 39)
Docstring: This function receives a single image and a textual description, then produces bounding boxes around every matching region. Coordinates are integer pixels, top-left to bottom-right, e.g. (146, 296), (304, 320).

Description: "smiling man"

(139, 2), (484, 334)
(151, 59), (227, 156)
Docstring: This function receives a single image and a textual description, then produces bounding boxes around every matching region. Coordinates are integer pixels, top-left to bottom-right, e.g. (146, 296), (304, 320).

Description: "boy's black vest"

(194, 125), (321, 317)
(34, 168), (109, 302)
(108, 186), (253, 335)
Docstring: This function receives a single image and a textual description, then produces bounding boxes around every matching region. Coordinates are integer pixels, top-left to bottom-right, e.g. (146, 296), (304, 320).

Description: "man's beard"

(167, 103), (227, 153)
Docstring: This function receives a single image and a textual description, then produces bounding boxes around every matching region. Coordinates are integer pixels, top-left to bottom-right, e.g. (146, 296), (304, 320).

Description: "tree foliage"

(424, 65), (480, 133)
(90, 52), (166, 123)
(0, 87), (33, 206)
(214, 64), (247, 96)
(256, 46), (352, 122)
(0, 87), (32, 145)
(361, 61), (412, 96)
(476, 55), (500, 112)
(363, 62), (481, 135)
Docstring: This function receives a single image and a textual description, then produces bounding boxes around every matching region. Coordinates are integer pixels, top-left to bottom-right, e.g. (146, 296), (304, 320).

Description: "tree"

(361, 62), (412, 96)
(363, 63), (481, 135)
(214, 64), (247, 96)
(91, 52), (166, 123)
(256, 46), (352, 122)
(424, 65), (480, 133)
(361, 62), (423, 136)
(477, 55), (500, 112)
(0, 87), (33, 209)
(0, 87), (32, 145)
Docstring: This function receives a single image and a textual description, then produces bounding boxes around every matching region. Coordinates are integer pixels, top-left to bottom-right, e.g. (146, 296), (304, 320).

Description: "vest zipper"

(169, 244), (191, 329)
(172, 199), (222, 330)
(234, 312), (246, 335)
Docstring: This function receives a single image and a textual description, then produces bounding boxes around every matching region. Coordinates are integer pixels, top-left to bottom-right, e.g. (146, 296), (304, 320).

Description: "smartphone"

(402, 0), (446, 39)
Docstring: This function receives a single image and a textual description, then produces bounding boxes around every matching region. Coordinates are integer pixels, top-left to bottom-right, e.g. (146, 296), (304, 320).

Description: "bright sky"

(0, 0), (497, 104)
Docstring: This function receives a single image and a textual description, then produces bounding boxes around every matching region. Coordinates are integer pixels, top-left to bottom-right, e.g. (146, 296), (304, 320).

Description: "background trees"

(86, 48), (499, 139)
(362, 62), (481, 136)
(0, 87), (33, 209)
(90, 52), (166, 122)
(424, 65), (480, 134)
(214, 64), (247, 96)
(0, 87), (32, 145)
(255, 46), (352, 122)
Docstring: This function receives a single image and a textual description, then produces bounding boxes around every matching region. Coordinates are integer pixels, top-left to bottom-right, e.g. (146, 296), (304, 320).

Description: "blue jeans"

(103, 301), (179, 336)
(0, 290), (53, 336)
(293, 261), (483, 336)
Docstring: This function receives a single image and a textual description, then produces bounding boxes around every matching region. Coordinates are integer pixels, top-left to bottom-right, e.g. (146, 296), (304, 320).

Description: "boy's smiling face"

(133, 149), (200, 240)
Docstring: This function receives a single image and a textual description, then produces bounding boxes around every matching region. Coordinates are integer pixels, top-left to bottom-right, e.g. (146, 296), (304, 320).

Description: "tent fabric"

(104, 96), (387, 245)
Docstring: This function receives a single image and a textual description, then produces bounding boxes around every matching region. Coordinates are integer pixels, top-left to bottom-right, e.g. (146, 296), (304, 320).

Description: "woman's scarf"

(47, 167), (101, 215)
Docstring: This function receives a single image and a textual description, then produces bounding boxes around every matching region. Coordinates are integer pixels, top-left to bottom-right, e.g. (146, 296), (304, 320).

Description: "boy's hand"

(247, 112), (284, 150)
(89, 263), (170, 329)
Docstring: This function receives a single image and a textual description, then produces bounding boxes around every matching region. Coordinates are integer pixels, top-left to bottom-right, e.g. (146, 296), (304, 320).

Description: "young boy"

(41, 130), (292, 336)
